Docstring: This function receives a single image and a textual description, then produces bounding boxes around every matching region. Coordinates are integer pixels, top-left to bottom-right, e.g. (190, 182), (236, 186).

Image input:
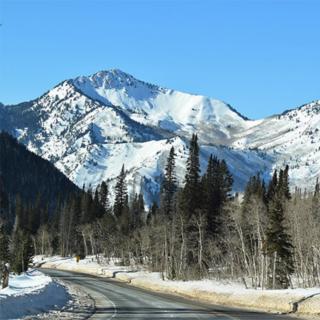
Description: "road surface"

(42, 269), (302, 320)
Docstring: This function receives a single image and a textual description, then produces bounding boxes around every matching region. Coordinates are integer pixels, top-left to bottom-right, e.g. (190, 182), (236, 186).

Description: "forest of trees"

(1, 132), (320, 289)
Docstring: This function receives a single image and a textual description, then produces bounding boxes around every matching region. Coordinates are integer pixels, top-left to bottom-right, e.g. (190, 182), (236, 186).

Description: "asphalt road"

(42, 269), (302, 320)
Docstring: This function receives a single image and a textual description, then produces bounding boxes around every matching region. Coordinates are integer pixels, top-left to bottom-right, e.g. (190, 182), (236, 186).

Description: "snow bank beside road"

(0, 269), (69, 320)
(108, 271), (320, 316)
(0, 269), (51, 297)
(37, 255), (320, 316)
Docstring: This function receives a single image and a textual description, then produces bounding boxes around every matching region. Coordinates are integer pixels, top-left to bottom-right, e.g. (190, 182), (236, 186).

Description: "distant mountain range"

(1, 69), (319, 204)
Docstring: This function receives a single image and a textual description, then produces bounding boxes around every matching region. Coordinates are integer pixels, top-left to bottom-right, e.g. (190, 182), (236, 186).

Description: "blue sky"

(0, 0), (319, 119)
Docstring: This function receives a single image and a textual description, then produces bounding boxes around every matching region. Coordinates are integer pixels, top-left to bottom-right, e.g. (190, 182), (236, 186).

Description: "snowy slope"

(73, 69), (250, 145)
(0, 270), (69, 319)
(1, 69), (320, 203)
(231, 101), (320, 190)
(62, 136), (273, 204)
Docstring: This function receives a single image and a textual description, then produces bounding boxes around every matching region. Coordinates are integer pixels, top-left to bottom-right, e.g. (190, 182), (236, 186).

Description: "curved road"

(43, 269), (302, 320)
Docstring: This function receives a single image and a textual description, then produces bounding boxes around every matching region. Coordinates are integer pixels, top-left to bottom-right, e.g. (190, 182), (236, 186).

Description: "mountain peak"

(73, 68), (159, 92)
(93, 68), (136, 83)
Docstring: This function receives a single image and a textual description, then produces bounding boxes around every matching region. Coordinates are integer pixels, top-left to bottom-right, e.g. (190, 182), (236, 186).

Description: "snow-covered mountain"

(72, 69), (250, 145)
(1, 69), (319, 204)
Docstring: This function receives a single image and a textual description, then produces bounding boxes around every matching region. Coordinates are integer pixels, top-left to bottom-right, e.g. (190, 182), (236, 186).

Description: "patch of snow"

(0, 270), (69, 320)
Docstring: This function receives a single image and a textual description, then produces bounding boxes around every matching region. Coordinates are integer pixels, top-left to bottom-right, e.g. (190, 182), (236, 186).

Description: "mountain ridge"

(1, 69), (319, 204)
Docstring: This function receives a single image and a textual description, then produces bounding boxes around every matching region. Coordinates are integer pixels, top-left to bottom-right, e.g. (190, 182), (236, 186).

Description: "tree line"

(1, 133), (320, 289)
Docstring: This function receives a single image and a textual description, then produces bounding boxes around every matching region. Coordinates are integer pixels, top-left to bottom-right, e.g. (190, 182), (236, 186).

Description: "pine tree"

(202, 156), (233, 238)
(11, 201), (34, 274)
(146, 201), (158, 225)
(114, 165), (129, 234)
(266, 168), (294, 289)
(161, 146), (177, 218)
(99, 181), (110, 213)
(266, 170), (278, 203)
(80, 191), (95, 224)
(11, 229), (33, 274)
(68, 196), (81, 256)
(114, 165), (128, 218)
(13, 195), (30, 238)
(201, 155), (218, 236)
(0, 223), (9, 264)
(219, 160), (233, 203)
(130, 193), (145, 231)
(182, 134), (201, 219)
(0, 174), (9, 224)
(179, 134), (203, 275)
(278, 165), (291, 200)
(266, 193), (294, 288)
(243, 175), (264, 205)
(28, 193), (42, 234)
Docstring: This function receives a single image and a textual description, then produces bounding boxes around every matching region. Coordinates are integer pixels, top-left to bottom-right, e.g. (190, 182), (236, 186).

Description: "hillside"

(0, 132), (80, 223)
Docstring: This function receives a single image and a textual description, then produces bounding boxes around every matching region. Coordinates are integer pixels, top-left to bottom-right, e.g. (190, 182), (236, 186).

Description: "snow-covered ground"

(0, 270), (51, 298)
(36, 255), (320, 316)
(0, 270), (68, 319)
(0, 269), (93, 320)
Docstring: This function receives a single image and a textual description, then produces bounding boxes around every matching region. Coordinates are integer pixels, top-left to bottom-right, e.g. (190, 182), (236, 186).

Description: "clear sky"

(0, 0), (319, 119)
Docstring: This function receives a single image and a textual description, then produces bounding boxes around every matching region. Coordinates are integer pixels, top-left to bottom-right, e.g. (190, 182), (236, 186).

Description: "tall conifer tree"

(114, 165), (129, 234)
(161, 146), (177, 218)
(0, 223), (9, 264)
(99, 181), (110, 213)
(266, 168), (294, 289)
(183, 134), (201, 218)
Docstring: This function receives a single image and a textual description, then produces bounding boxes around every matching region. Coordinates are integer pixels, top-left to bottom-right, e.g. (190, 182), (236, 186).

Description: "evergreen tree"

(242, 174), (265, 206)
(219, 160), (233, 203)
(114, 165), (128, 218)
(39, 205), (49, 226)
(114, 165), (129, 234)
(266, 193), (294, 288)
(266, 168), (294, 289)
(0, 223), (9, 264)
(11, 201), (34, 274)
(201, 155), (218, 236)
(161, 146), (177, 218)
(80, 191), (94, 224)
(130, 193), (145, 231)
(179, 134), (204, 274)
(73, 196), (86, 259)
(146, 201), (158, 225)
(278, 165), (291, 200)
(182, 134), (201, 218)
(266, 170), (278, 203)
(99, 181), (110, 213)
(0, 132), (80, 228)
(0, 174), (9, 224)
(202, 155), (233, 238)
(28, 193), (42, 234)
(11, 229), (33, 274)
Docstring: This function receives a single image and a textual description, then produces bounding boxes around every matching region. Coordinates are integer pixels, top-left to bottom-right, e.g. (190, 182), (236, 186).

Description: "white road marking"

(104, 293), (117, 319)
